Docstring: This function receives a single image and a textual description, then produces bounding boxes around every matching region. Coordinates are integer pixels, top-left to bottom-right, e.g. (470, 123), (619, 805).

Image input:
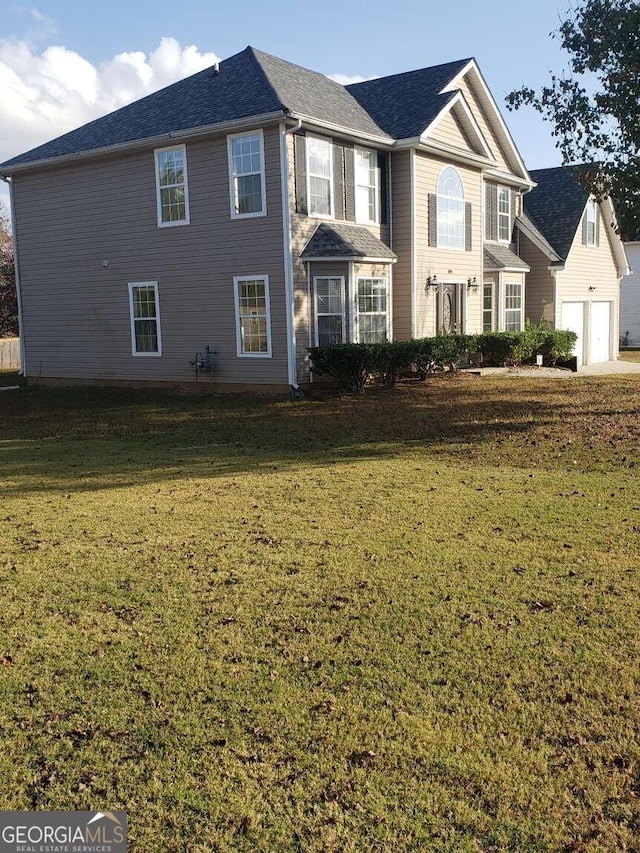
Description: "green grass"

(1, 377), (639, 852)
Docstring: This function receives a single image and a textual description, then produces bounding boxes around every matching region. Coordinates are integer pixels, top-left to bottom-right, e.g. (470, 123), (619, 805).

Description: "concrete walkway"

(578, 359), (640, 375)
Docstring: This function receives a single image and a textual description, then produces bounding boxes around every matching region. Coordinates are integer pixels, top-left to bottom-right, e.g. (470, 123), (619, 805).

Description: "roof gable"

(442, 61), (530, 182)
(346, 58), (470, 140)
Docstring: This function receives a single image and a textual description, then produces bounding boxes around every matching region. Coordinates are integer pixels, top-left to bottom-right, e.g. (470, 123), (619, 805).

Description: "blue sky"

(1, 0), (571, 207)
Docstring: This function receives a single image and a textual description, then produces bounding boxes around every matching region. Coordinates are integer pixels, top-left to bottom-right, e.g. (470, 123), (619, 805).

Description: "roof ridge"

(245, 46), (289, 113)
(346, 57), (473, 91)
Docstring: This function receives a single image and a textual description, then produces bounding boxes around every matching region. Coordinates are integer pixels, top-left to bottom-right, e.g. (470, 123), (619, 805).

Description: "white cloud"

(0, 36), (220, 169)
(328, 73), (379, 86)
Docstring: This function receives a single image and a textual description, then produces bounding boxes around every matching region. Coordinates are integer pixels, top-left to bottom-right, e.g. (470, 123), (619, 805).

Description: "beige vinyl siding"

(13, 125), (289, 385)
(518, 235), (555, 325)
(621, 243), (640, 347)
(455, 77), (511, 174)
(554, 204), (620, 357)
(414, 152), (483, 336)
(429, 110), (475, 153)
(390, 150), (412, 339)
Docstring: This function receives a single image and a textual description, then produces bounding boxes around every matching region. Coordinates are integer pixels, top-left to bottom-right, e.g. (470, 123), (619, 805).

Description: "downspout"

(1, 175), (26, 376)
(279, 118), (302, 390)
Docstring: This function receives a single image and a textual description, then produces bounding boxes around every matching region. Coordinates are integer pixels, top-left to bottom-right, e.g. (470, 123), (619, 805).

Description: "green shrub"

(475, 332), (522, 366)
(307, 343), (378, 393)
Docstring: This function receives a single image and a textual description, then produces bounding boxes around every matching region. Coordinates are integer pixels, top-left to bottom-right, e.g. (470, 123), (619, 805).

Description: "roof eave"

(289, 113), (393, 147)
(302, 255), (397, 263)
(398, 137), (496, 169)
(0, 110), (289, 176)
(601, 196), (631, 276)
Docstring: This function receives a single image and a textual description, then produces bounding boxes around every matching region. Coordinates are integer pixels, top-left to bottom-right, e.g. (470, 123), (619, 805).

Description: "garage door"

(561, 302), (585, 366)
(590, 301), (611, 364)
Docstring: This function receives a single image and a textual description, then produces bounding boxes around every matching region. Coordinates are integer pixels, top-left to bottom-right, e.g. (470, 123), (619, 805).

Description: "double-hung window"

(585, 198), (597, 246)
(505, 282), (523, 331)
(155, 145), (189, 226)
(234, 275), (272, 357)
(497, 186), (511, 242)
(437, 166), (465, 249)
(307, 136), (333, 217)
(314, 277), (345, 346)
(355, 148), (379, 224)
(129, 282), (162, 356)
(228, 130), (266, 218)
(357, 277), (388, 343)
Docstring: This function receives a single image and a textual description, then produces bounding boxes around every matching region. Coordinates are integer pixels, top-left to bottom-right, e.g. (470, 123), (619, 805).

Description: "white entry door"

(590, 301), (611, 364)
(561, 302), (585, 366)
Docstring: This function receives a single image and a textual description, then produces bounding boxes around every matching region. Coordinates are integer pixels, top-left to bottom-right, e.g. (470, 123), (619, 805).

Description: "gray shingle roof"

(251, 49), (389, 139)
(523, 166), (591, 261)
(515, 213), (562, 264)
(346, 58), (471, 140)
(483, 244), (530, 271)
(301, 223), (396, 260)
(0, 46), (390, 170)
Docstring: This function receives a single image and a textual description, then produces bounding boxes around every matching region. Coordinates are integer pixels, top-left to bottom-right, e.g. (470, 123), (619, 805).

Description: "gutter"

(1, 175), (26, 376)
(280, 118), (302, 390)
(0, 111), (289, 177)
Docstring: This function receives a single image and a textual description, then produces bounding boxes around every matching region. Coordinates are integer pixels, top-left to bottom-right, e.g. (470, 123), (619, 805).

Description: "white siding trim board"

(279, 122), (299, 387)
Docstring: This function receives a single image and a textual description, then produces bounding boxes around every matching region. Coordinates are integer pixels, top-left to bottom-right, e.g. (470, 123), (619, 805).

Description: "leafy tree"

(0, 203), (18, 338)
(506, 0), (640, 239)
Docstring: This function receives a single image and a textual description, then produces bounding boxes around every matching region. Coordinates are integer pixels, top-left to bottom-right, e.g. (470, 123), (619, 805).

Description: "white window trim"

(154, 144), (190, 228)
(306, 135), (334, 219)
(233, 274), (272, 358)
(314, 276), (346, 346)
(227, 129), (267, 219)
(356, 276), (390, 343)
(504, 281), (524, 332)
(436, 165), (465, 251)
(497, 186), (511, 243)
(354, 147), (379, 225)
(482, 280), (495, 332)
(128, 281), (162, 357)
(586, 198), (597, 247)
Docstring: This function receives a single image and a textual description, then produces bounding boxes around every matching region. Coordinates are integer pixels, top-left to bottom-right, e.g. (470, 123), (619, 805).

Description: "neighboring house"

(517, 166), (629, 366)
(0, 46), (535, 390)
(621, 243), (640, 348)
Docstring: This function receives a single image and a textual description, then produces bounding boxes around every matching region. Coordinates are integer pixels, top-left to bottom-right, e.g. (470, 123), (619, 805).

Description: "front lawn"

(1, 377), (639, 852)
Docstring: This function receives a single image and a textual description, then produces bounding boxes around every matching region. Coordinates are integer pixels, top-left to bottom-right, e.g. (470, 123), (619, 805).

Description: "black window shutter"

(294, 134), (307, 215)
(582, 209), (588, 245)
(344, 145), (356, 221)
(465, 202), (472, 251)
(378, 153), (388, 225)
(510, 189), (517, 232)
(596, 205), (600, 246)
(333, 144), (345, 220)
(428, 193), (438, 247)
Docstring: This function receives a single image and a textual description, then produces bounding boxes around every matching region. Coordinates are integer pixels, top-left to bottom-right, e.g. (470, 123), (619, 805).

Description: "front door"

(438, 283), (462, 335)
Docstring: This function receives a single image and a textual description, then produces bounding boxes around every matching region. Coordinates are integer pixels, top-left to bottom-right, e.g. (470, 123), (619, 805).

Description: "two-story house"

(0, 46), (539, 390)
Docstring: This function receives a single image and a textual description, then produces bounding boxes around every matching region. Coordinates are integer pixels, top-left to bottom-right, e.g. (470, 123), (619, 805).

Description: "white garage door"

(561, 302), (585, 366)
(590, 301), (611, 364)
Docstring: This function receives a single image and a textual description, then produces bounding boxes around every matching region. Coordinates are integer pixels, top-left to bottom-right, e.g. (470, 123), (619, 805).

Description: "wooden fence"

(0, 338), (20, 371)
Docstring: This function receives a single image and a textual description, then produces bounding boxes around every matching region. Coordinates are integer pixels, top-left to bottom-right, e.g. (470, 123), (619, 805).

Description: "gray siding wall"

(621, 243), (640, 347)
(13, 125), (289, 385)
(288, 132), (391, 375)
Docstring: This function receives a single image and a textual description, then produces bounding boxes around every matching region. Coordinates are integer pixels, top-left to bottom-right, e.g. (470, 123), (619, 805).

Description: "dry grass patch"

(0, 376), (639, 852)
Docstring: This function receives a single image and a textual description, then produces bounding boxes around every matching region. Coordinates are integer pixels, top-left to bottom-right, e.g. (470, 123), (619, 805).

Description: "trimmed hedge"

(307, 323), (577, 392)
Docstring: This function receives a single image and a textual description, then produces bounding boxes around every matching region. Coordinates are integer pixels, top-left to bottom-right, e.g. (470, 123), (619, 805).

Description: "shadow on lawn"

(0, 376), (637, 495)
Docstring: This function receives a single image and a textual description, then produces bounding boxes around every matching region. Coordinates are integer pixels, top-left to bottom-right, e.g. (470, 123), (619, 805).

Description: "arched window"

(437, 166), (465, 249)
